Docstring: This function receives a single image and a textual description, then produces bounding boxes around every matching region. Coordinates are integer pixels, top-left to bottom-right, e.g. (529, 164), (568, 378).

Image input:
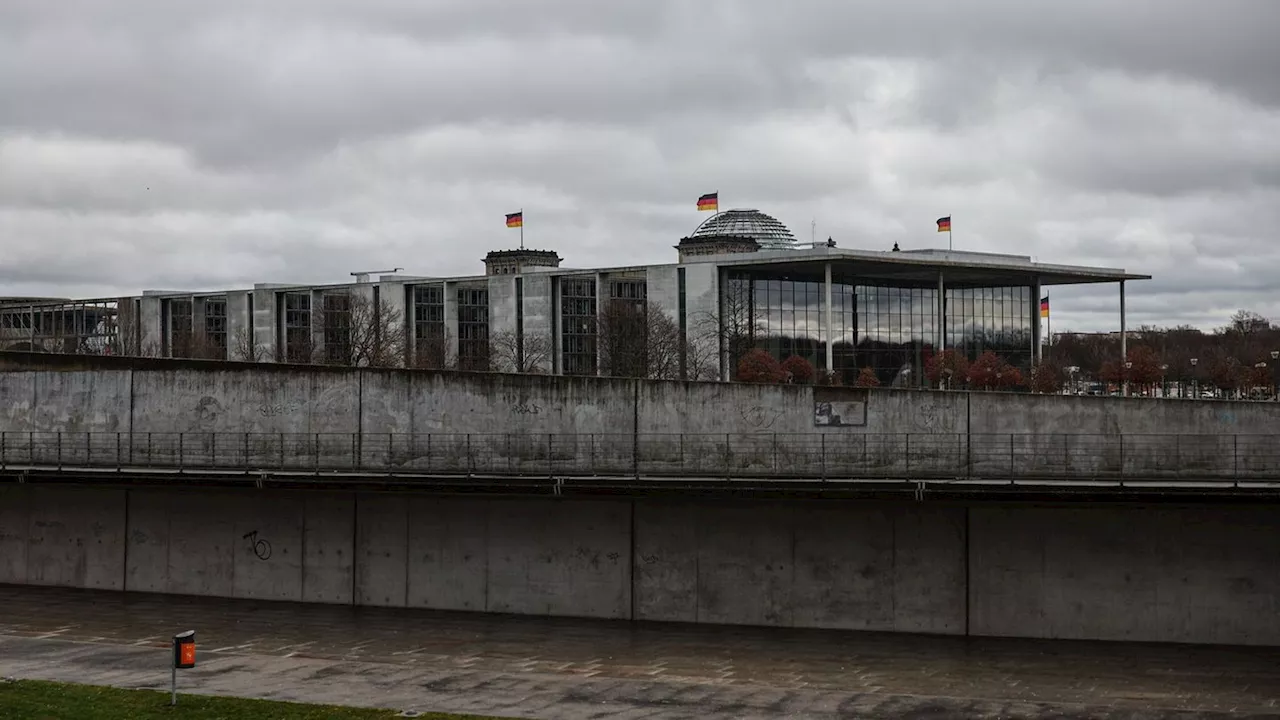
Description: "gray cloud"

(2, 0), (1279, 331)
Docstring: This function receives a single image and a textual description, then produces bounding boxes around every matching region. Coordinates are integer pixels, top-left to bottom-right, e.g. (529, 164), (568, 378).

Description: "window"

(168, 299), (194, 357)
(322, 292), (352, 364)
(283, 292), (312, 362)
(412, 284), (447, 368)
(560, 277), (597, 375)
(457, 286), (490, 371)
(204, 298), (228, 359)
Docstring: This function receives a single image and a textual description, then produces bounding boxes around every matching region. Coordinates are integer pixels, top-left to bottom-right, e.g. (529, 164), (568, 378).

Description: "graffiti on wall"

(740, 404), (782, 429)
(814, 401), (867, 427)
(242, 530), (272, 560)
(813, 387), (869, 427)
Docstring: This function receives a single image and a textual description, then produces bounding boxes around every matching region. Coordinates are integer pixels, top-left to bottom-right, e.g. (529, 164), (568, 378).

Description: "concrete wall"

(3, 356), (1280, 475)
(969, 392), (1280, 435)
(634, 501), (966, 633)
(969, 505), (1280, 645)
(3, 484), (1277, 645)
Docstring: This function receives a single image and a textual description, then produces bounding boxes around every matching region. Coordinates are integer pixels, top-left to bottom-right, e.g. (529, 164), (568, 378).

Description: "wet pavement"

(0, 585), (1277, 719)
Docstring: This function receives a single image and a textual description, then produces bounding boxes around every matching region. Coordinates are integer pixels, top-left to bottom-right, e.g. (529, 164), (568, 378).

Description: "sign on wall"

(813, 388), (868, 427)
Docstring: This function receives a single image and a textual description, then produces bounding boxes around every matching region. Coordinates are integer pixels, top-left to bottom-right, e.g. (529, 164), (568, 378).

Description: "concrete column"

(823, 262), (834, 372)
(226, 291), (249, 361)
(443, 281), (459, 367)
(253, 289), (277, 362)
(406, 284), (419, 362)
(310, 289), (326, 359)
(139, 296), (162, 355)
(1120, 279), (1128, 397)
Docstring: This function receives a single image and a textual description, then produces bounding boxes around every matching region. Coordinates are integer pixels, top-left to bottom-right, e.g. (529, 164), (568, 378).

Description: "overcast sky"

(2, 0), (1278, 332)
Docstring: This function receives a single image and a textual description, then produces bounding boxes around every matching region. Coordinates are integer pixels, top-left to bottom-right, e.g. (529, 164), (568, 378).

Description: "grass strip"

(0, 678), (516, 720)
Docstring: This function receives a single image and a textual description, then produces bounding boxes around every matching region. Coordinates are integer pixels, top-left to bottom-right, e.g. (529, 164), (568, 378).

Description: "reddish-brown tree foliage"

(737, 348), (786, 383)
(1029, 361), (1063, 394)
(1125, 345), (1164, 386)
(780, 355), (816, 384)
(966, 351), (1020, 391)
(998, 367), (1024, 389)
(854, 367), (880, 387)
(1245, 362), (1272, 391)
(925, 349), (970, 389)
(1209, 359), (1245, 394)
(1098, 360), (1120, 385)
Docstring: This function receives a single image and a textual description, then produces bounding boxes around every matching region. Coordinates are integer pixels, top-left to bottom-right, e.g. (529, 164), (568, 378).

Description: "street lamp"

(1124, 361), (1133, 397)
(1067, 365), (1080, 395)
(1190, 357), (1199, 399)
(1160, 363), (1169, 398)
(1272, 351), (1279, 400)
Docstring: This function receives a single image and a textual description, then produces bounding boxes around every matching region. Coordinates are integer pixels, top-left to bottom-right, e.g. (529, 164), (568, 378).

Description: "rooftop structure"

(688, 209), (797, 250)
(483, 249), (563, 276)
(0, 213), (1150, 385)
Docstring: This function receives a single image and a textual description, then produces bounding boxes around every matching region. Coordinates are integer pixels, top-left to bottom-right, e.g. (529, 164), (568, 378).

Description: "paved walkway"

(1, 585), (1278, 719)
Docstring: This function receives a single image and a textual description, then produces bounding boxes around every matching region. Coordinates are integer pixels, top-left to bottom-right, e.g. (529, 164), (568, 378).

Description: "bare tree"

(232, 326), (268, 362)
(319, 292), (408, 368)
(598, 299), (648, 378)
(411, 327), (455, 370)
(107, 299), (160, 357)
(688, 275), (765, 380)
(1227, 309), (1270, 336)
(173, 330), (226, 360)
(597, 299), (685, 379)
(683, 332), (721, 381)
(491, 329), (552, 373)
(645, 308), (683, 379)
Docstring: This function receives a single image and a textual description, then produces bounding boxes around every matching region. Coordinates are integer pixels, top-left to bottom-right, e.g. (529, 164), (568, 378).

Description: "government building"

(0, 210), (1148, 386)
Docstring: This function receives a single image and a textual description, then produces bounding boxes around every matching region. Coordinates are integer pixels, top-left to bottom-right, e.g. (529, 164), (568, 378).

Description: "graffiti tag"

(242, 530), (272, 561)
(259, 403), (300, 418)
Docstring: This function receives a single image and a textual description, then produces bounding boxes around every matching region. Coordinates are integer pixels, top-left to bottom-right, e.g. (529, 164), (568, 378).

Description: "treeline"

(1049, 309), (1278, 391)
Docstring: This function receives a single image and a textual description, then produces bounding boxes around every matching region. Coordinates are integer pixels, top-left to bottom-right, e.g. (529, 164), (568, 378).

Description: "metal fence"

(2, 431), (1279, 482)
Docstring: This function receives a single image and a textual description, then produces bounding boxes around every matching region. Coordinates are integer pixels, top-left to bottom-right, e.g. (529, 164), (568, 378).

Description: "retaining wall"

(1, 484), (1277, 645)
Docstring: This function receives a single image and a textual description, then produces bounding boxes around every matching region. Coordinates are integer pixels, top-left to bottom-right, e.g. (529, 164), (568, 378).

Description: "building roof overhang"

(702, 247), (1149, 287)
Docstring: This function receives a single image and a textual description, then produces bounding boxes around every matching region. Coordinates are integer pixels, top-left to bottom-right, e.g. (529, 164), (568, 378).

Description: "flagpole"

(519, 207), (524, 249)
(948, 214), (953, 251)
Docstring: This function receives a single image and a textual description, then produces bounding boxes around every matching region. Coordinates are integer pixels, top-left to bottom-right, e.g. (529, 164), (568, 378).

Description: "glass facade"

(560, 277), (597, 376)
(411, 284), (446, 366)
(204, 298), (228, 359)
(282, 291), (311, 362)
(854, 285), (938, 387)
(727, 270), (1033, 385)
(945, 286), (1033, 366)
(167, 298), (194, 358)
(322, 292), (352, 363)
(457, 285), (490, 371)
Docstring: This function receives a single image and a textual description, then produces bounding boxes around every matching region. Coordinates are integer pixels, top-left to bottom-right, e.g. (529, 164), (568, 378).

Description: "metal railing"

(2, 431), (1279, 482)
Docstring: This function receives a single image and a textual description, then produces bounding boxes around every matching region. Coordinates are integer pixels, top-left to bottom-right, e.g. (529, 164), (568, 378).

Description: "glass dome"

(688, 209), (797, 250)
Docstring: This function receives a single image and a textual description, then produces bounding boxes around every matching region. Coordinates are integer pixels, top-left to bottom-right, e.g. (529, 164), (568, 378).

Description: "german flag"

(936, 216), (951, 233)
(505, 211), (523, 228)
(1040, 296), (1050, 318)
(697, 192), (718, 212)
